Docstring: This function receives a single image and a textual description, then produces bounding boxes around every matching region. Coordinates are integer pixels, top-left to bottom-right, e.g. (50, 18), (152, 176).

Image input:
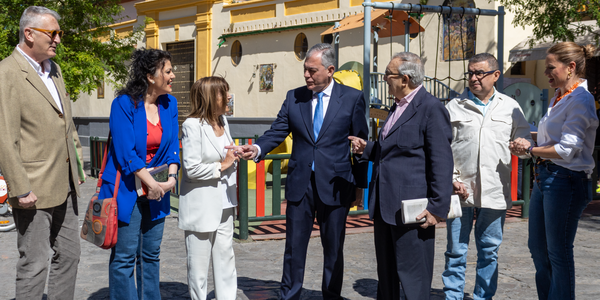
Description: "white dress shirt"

(537, 80), (599, 174)
(16, 46), (63, 113)
(311, 79), (334, 121)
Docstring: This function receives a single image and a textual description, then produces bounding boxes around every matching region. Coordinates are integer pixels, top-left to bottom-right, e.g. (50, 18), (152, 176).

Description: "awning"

(321, 9), (424, 38)
(509, 20), (600, 62)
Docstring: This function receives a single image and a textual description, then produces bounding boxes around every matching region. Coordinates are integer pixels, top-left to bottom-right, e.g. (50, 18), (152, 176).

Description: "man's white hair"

(391, 52), (424, 87)
(19, 6), (61, 44)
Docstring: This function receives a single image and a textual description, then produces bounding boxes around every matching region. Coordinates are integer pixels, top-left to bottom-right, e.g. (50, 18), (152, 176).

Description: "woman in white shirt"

(179, 76), (239, 300)
(511, 42), (598, 300)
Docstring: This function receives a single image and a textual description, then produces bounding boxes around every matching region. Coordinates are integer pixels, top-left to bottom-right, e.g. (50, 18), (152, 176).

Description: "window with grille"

(294, 33), (308, 61)
(231, 40), (242, 66)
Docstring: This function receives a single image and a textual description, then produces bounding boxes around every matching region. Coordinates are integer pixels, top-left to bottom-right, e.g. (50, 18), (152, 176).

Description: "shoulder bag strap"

(96, 132), (113, 191)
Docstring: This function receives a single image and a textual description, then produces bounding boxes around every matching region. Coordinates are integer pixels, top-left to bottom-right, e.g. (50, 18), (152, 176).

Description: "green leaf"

(0, 0), (144, 101)
(498, 0), (600, 46)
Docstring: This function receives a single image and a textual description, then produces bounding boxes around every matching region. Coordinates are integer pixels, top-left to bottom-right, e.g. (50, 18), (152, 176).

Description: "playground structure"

(233, 2), (517, 239)
(89, 2), (534, 240)
(360, 1), (506, 125)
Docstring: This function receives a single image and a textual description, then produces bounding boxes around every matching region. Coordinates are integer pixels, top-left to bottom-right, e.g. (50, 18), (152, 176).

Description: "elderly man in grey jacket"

(442, 53), (533, 300)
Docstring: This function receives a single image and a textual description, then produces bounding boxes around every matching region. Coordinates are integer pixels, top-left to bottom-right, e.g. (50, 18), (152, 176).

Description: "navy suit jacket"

(256, 82), (368, 206)
(361, 88), (453, 226)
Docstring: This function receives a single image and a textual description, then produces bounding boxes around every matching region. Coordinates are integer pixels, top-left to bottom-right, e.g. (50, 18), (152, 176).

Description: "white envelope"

(401, 195), (462, 224)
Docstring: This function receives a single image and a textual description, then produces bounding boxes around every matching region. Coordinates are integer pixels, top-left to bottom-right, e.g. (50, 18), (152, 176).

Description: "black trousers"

(374, 198), (436, 300)
(280, 172), (351, 300)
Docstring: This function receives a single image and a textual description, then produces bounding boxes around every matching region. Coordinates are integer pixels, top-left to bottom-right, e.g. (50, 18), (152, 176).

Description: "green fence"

(236, 154), (370, 240)
(87, 136), (600, 240)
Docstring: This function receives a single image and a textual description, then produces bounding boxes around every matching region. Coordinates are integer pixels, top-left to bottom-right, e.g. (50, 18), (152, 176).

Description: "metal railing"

(369, 73), (460, 108)
(423, 76), (461, 105)
(89, 136), (108, 178)
(369, 72), (392, 109)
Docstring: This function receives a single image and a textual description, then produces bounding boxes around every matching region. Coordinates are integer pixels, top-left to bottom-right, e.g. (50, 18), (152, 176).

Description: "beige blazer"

(178, 116), (237, 233)
(0, 49), (81, 209)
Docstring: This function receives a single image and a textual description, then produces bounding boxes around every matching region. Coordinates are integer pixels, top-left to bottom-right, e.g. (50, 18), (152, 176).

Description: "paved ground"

(1, 148), (599, 299)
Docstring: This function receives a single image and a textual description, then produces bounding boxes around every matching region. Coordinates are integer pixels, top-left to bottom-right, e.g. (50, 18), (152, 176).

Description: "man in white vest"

(442, 53), (533, 300)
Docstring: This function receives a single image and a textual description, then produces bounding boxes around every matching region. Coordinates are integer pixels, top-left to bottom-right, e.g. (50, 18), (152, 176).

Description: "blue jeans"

(528, 162), (592, 300)
(109, 199), (165, 300)
(442, 207), (506, 300)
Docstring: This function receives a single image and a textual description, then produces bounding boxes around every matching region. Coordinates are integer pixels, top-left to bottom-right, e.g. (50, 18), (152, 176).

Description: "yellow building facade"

(72, 0), (533, 119)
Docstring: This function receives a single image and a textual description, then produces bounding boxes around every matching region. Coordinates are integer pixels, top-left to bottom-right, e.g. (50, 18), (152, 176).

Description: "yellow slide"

(243, 134), (292, 190)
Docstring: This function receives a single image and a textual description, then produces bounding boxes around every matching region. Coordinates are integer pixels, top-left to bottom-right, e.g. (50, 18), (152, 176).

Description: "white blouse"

(537, 80), (599, 174)
(216, 133), (236, 209)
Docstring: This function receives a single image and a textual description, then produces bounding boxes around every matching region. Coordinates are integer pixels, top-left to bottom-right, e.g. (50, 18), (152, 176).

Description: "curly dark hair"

(117, 48), (172, 102)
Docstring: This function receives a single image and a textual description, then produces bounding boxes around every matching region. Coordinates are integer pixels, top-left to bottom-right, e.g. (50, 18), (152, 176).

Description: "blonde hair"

(547, 42), (596, 77)
(188, 76), (229, 125)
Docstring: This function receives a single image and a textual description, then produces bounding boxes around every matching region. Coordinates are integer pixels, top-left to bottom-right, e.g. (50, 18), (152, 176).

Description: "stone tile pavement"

(1, 147), (599, 299)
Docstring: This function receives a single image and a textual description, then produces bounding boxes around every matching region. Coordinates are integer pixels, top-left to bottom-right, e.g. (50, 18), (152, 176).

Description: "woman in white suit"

(179, 76), (239, 300)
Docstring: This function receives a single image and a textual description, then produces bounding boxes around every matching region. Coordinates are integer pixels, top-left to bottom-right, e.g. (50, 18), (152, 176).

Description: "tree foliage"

(0, 0), (145, 101)
(498, 0), (600, 45)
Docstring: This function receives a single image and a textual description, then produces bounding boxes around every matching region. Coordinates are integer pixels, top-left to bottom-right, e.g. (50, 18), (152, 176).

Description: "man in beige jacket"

(0, 6), (83, 300)
(442, 53), (533, 300)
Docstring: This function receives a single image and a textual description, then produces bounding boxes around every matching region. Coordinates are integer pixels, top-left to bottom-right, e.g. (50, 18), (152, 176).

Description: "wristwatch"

(168, 173), (178, 180)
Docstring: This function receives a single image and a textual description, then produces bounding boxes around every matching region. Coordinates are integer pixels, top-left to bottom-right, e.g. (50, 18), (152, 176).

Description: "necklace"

(552, 81), (580, 107)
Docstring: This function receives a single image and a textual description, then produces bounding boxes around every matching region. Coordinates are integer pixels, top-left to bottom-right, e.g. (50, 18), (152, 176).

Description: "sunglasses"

(30, 27), (64, 40)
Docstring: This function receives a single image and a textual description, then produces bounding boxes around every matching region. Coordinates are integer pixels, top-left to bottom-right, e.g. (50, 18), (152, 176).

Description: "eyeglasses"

(30, 27), (63, 40)
(464, 70), (498, 79)
(384, 70), (404, 79)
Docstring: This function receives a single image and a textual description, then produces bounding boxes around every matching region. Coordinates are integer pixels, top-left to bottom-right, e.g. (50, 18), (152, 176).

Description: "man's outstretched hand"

(225, 144), (258, 160)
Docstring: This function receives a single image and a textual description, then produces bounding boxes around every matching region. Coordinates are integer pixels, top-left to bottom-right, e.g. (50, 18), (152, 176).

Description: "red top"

(146, 118), (163, 163)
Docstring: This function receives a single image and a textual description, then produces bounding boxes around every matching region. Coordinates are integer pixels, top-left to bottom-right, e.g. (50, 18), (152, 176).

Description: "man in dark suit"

(231, 43), (368, 299)
(349, 52), (453, 300)
(0, 6), (83, 300)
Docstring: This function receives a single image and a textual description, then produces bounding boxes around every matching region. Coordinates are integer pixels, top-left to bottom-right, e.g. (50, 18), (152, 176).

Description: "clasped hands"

(225, 144), (259, 160)
(147, 178), (176, 201)
(509, 137), (531, 156)
(225, 136), (368, 159)
(148, 143), (239, 200)
(149, 143), (241, 201)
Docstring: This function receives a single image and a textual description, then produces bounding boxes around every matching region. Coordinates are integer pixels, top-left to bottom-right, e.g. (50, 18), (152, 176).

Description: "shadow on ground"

(86, 281), (190, 300)
(238, 276), (281, 299)
(350, 281), (476, 300)
(353, 278), (377, 298)
(238, 276), (331, 299)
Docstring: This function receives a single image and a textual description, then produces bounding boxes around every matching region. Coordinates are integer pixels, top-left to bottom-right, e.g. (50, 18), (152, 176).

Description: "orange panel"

(256, 161), (265, 217)
(511, 155), (518, 201)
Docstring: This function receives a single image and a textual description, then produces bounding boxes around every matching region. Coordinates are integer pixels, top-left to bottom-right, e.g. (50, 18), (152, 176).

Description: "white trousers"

(185, 208), (237, 300)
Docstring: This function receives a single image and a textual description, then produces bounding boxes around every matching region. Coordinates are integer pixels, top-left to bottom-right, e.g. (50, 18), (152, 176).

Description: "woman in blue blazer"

(99, 48), (180, 300)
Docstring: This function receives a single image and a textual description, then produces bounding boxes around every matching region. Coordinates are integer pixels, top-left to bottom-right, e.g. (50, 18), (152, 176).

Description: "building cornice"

(135, 0), (223, 15)
(108, 19), (138, 29)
